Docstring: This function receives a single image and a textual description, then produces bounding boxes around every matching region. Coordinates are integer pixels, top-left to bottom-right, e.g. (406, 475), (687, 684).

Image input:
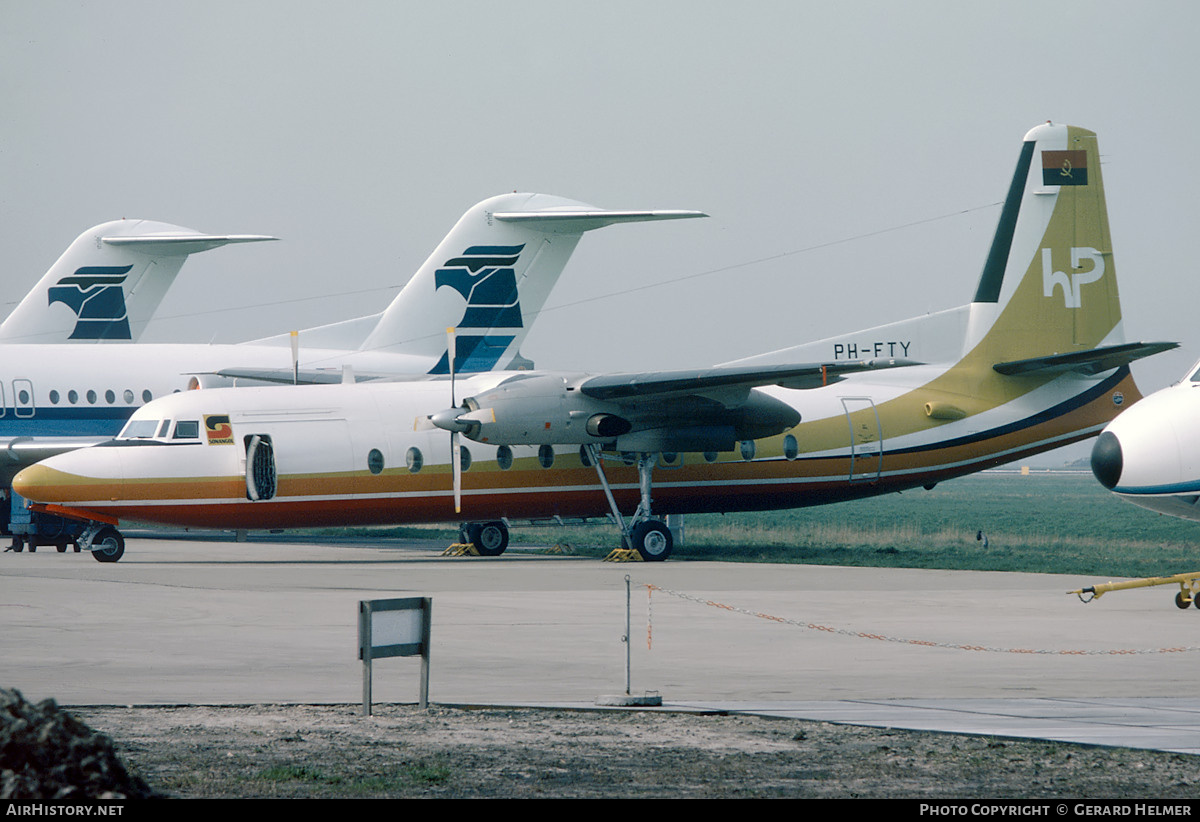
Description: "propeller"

(447, 328), (462, 514)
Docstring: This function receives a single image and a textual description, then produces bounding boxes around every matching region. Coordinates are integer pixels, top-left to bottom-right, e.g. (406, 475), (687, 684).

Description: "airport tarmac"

(4, 534), (1200, 755)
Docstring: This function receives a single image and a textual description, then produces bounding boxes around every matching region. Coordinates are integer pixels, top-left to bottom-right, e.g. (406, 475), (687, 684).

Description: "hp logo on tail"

(1042, 247), (1104, 309)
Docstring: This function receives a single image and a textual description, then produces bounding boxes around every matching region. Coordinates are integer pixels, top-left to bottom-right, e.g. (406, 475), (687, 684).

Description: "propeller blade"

(413, 415), (438, 432)
(452, 431), (462, 514)
(447, 327), (457, 407)
(447, 328), (463, 514)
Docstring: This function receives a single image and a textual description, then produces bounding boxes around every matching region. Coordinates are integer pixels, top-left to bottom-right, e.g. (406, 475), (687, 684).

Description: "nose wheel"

(76, 522), (125, 563)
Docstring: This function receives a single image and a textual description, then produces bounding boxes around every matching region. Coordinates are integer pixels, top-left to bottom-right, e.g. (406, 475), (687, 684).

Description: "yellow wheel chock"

(442, 542), (481, 557)
(604, 548), (644, 562)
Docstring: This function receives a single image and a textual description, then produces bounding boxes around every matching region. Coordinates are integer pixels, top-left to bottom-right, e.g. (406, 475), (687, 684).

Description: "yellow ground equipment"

(1070, 572), (1200, 610)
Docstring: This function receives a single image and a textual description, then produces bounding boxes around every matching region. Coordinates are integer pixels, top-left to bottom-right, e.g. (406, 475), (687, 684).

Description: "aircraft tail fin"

(724, 124), (1133, 371)
(961, 122), (1125, 363)
(0, 220), (276, 344)
(357, 193), (705, 372)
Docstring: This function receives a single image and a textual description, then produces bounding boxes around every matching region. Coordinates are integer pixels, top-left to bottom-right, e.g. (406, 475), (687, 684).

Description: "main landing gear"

(585, 445), (673, 562)
(458, 520), (510, 557)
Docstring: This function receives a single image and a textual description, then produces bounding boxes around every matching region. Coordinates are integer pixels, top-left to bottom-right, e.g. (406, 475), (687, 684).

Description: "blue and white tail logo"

(47, 265), (133, 340)
(429, 245), (525, 374)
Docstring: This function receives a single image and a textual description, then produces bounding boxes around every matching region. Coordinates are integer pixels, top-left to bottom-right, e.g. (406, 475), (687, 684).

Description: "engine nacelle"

(457, 374), (625, 446)
(447, 372), (801, 450)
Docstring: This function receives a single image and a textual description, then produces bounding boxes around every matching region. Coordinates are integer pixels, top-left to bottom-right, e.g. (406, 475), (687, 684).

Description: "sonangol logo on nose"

(47, 265), (133, 340)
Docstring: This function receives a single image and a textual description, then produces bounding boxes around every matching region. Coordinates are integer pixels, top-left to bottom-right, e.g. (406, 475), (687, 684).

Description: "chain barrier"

(644, 584), (1200, 656)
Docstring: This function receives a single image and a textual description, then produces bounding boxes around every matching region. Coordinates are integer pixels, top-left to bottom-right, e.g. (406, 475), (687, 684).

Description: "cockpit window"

(156, 419), (171, 437)
(173, 420), (200, 439)
(120, 420), (161, 439)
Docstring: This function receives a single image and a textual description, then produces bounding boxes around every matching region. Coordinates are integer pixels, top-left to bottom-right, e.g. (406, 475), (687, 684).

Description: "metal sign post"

(358, 597), (432, 715)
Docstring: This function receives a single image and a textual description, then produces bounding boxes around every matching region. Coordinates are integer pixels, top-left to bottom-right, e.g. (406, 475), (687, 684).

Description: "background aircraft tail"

(0, 220), (275, 344)
(356, 193), (705, 373)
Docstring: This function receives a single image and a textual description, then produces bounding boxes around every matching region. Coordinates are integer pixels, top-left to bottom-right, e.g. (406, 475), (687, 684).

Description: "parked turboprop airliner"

(0, 195), (703, 545)
(14, 123), (1173, 563)
(1090, 361), (1200, 521)
(0, 220), (276, 344)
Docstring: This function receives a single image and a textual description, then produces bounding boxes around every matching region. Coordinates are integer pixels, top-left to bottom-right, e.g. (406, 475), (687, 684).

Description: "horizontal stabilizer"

(580, 359), (918, 401)
(103, 234), (277, 254)
(492, 209), (707, 233)
(992, 342), (1178, 377)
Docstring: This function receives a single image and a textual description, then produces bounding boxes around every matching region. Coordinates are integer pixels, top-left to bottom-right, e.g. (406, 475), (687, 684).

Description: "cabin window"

(49, 390), (59, 405)
(142, 390), (153, 403)
(459, 446), (472, 472)
(538, 444), (555, 469)
(406, 447), (423, 473)
(15, 380), (34, 418)
(68, 390), (78, 405)
(104, 390), (115, 405)
(173, 420), (200, 439)
(496, 445), (513, 470)
(367, 449), (385, 475)
(740, 440), (756, 461)
(784, 434), (799, 460)
(123, 389), (135, 404)
(86, 390), (97, 405)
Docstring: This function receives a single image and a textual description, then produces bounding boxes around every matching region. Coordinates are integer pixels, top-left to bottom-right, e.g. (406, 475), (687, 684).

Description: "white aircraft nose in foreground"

(1091, 365), (1200, 520)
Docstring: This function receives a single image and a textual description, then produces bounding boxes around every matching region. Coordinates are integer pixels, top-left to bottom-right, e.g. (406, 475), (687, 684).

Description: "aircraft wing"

(992, 342), (1178, 377)
(0, 437), (110, 486)
(199, 368), (392, 386)
(443, 358), (918, 453)
(578, 358), (919, 400)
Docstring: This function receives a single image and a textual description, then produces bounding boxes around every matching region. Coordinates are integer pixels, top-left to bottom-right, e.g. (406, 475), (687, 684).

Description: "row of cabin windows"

(0, 382), (155, 418)
(46, 388), (154, 406)
(394, 435), (802, 474)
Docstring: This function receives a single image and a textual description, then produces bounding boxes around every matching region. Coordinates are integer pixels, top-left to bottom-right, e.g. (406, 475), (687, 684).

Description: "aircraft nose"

(12, 463), (61, 503)
(1091, 430), (1123, 490)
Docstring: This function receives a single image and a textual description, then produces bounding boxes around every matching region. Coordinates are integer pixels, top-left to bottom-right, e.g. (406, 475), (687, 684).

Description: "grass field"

(331, 471), (1200, 578)
(503, 471), (1200, 578)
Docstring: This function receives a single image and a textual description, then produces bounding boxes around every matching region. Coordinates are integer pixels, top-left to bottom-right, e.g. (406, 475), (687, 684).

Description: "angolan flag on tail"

(1042, 149), (1088, 186)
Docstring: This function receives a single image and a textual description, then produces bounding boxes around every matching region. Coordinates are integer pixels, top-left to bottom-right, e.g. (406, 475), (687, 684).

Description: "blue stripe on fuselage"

(0, 406), (136, 437)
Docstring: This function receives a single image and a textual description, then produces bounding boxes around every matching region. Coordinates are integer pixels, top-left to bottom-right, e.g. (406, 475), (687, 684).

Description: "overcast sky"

(4, 1), (1198, 464)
